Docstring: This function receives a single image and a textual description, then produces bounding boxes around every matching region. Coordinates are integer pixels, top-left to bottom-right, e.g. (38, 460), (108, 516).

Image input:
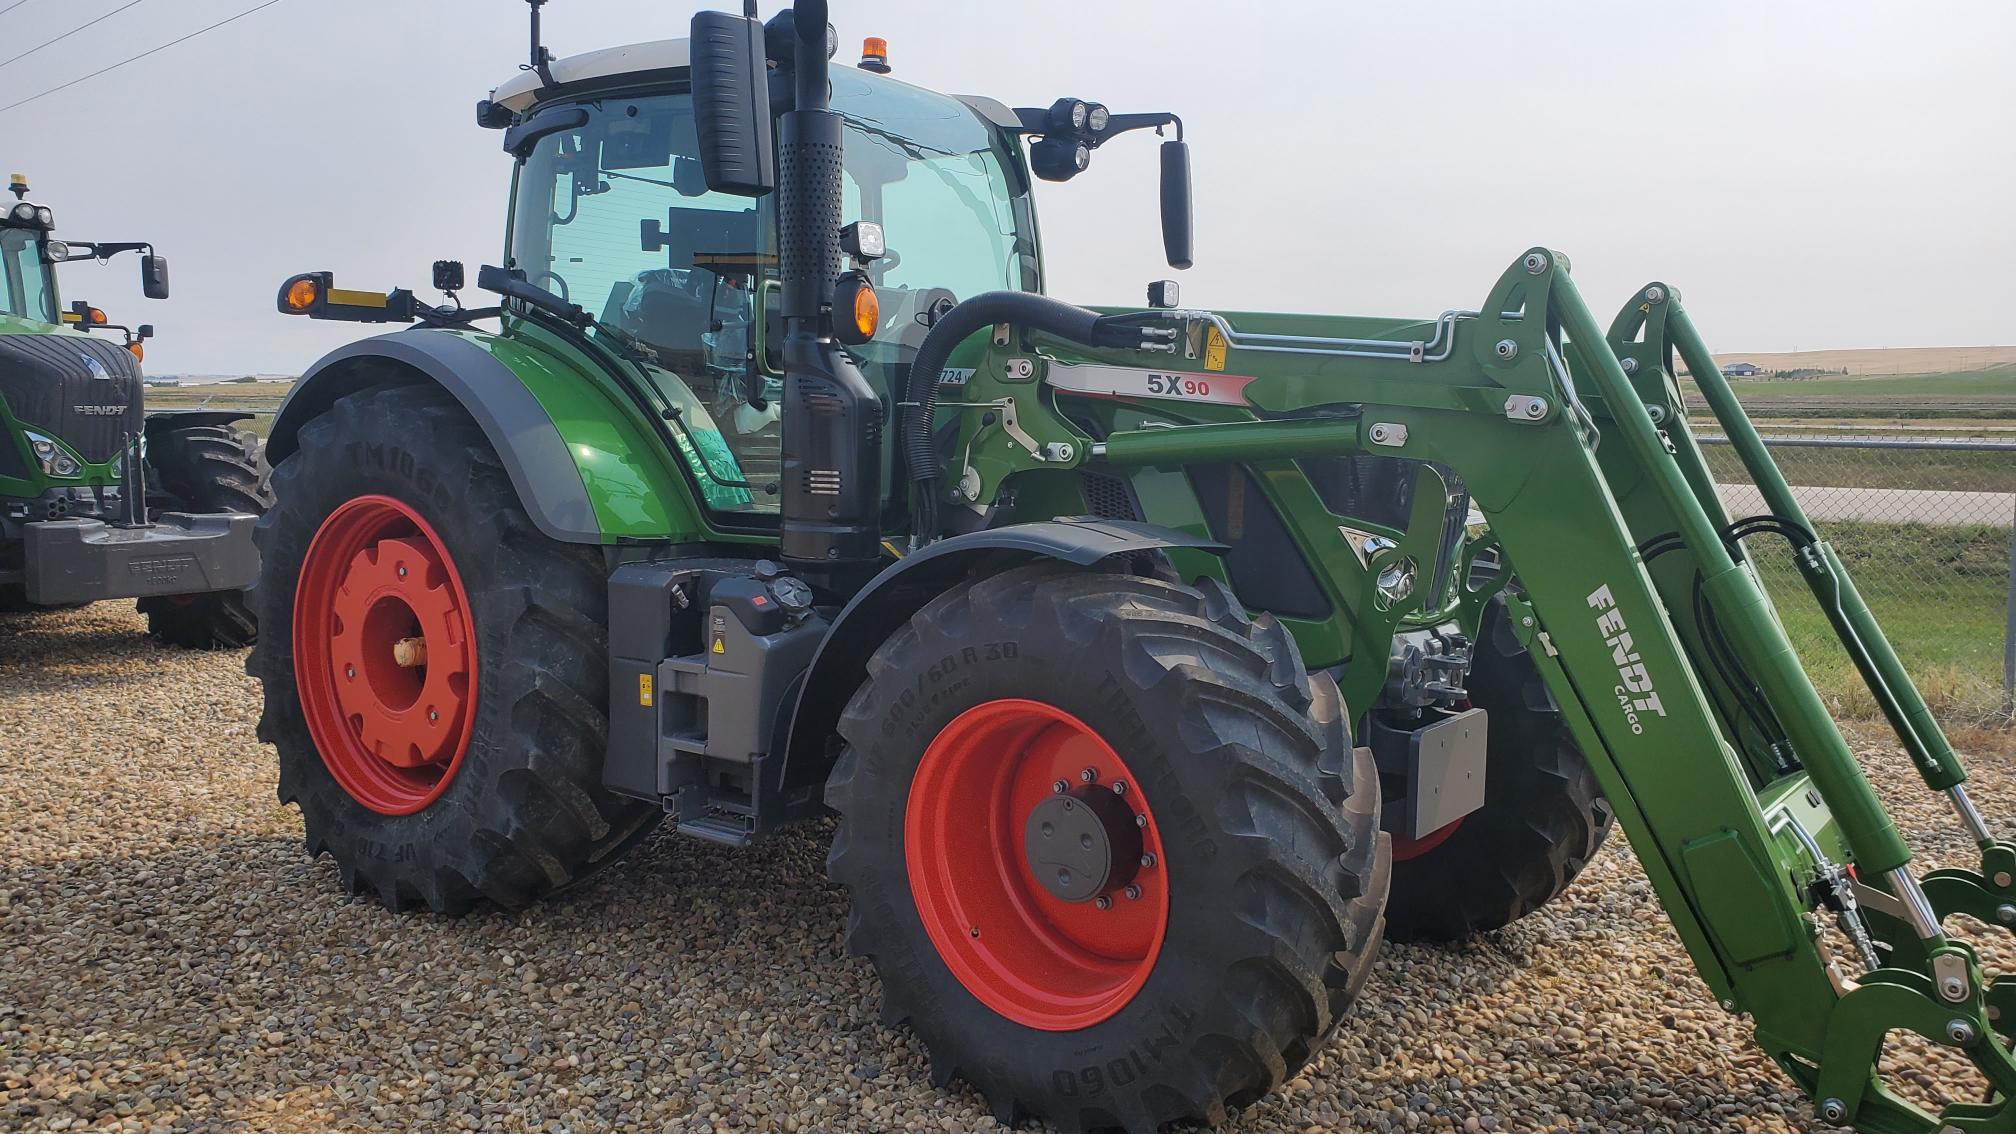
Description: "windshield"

(831, 70), (1028, 363)
(0, 226), (56, 323)
(506, 76), (1030, 518)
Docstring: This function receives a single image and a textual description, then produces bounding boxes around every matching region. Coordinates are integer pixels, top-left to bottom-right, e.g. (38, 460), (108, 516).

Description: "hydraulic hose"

(903, 290), (1136, 538)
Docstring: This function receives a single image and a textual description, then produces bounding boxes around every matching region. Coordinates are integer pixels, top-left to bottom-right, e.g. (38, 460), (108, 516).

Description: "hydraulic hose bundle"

(902, 290), (1164, 539)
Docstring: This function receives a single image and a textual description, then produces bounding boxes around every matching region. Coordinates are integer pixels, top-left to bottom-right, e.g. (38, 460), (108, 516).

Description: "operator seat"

(622, 206), (758, 379)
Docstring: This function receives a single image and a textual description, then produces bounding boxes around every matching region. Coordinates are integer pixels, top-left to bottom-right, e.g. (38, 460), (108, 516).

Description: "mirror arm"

(58, 240), (150, 262)
(1100, 112), (1182, 142)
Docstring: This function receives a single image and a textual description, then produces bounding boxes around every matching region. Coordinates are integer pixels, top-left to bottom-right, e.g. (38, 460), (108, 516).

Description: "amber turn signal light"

(281, 274), (323, 314)
(853, 284), (879, 338)
(833, 271), (879, 346)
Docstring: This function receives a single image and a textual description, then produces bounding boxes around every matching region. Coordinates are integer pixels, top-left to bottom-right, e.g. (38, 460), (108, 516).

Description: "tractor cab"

(486, 39), (1038, 517)
(0, 181), (61, 328)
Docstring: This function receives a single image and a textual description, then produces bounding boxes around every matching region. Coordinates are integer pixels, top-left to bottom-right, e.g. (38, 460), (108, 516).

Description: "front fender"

(774, 519), (1225, 798)
(270, 328), (706, 544)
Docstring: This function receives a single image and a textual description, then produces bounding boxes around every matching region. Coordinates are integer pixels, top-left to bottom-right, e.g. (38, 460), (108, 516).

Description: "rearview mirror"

(1159, 140), (1192, 271)
(137, 324), (154, 340)
(689, 9), (776, 197)
(140, 254), (170, 299)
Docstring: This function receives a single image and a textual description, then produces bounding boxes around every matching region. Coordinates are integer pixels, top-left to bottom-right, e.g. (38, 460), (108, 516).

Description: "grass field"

(1680, 345), (2016, 377)
(1715, 365), (2016, 400)
(1701, 442), (2016, 495)
(147, 380), (288, 436)
(1747, 521), (2010, 728)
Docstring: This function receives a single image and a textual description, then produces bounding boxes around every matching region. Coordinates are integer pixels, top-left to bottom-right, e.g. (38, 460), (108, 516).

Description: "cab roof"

(490, 38), (690, 113)
(488, 37), (1021, 132)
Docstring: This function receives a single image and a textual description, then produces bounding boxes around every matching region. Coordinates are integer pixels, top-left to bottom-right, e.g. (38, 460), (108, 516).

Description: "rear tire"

(1382, 596), (1613, 943)
(827, 563), (1387, 1134)
(248, 383), (659, 914)
(138, 422), (270, 648)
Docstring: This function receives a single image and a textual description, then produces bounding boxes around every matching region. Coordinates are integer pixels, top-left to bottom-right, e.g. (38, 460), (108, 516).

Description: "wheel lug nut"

(345, 665), (356, 679)
(1135, 813), (1147, 828)
(1094, 895), (1112, 910)
(397, 565), (407, 578)
(1079, 767), (1098, 783)
(1140, 853), (1156, 869)
(428, 709), (439, 722)
(1124, 885), (1141, 901)
(1052, 779), (1068, 794)
(1111, 780), (1127, 796)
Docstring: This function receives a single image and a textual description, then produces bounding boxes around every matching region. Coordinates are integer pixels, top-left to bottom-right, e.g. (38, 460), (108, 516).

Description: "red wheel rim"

(293, 494), (477, 816)
(905, 699), (1169, 1031)
(1392, 816), (1463, 862)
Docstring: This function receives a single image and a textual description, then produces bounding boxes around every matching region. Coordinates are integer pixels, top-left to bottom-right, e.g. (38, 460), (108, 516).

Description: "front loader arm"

(1077, 248), (2016, 1131)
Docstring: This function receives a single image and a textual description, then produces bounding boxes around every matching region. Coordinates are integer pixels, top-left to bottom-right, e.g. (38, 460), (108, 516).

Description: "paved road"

(1718, 483), (2015, 526)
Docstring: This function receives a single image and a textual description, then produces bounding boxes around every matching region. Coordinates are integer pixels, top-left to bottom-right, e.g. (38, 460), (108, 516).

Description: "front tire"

(827, 564), (1387, 1134)
(248, 383), (658, 914)
(138, 421), (270, 648)
(1382, 597), (1614, 943)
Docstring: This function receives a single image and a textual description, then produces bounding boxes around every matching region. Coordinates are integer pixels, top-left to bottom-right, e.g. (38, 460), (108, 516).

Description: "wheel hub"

(293, 495), (477, 816)
(905, 699), (1169, 1031)
(1024, 786), (1142, 903)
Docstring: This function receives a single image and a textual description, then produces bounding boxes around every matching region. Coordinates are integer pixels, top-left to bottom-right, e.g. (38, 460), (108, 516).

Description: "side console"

(605, 557), (829, 845)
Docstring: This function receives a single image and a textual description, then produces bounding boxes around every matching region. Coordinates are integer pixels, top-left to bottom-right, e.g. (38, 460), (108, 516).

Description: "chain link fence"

(1698, 429), (2016, 728)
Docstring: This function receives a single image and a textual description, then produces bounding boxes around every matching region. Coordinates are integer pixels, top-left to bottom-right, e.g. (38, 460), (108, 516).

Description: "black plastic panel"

(1186, 463), (1331, 620)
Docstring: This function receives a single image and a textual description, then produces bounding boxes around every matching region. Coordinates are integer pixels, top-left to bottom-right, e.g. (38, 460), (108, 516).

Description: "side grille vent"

(1079, 470), (1143, 522)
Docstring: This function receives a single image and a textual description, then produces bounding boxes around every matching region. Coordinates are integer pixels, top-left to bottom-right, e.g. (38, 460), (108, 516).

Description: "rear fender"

(268, 328), (703, 544)
(773, 519), (1225, 803)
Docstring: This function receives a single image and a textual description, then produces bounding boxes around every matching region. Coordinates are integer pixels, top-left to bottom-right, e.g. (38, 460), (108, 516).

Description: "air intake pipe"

(771, 0), (885, 586)
(903, 290), (1164, 540)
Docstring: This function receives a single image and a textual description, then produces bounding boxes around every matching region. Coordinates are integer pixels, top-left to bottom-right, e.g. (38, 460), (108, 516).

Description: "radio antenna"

(525, 0), (556, 87)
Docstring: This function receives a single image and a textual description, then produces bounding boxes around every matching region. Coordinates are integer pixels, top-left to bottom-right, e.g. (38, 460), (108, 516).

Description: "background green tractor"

(255, 4), (2015, 1132)
(0, 174), (267, 646)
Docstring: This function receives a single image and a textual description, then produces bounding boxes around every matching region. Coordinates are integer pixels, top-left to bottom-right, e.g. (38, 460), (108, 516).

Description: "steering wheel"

(530, 271), (571, 303)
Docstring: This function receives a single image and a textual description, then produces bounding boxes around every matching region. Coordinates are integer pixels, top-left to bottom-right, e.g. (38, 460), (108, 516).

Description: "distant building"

(1720, 362), (1762, 377)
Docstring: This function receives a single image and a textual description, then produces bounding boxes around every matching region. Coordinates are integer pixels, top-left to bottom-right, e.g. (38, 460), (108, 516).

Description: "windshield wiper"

(600, 169), (682, 191)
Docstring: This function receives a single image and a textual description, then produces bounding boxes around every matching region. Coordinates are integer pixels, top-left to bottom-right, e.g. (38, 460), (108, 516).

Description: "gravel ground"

(4, 603), (2011, 1133)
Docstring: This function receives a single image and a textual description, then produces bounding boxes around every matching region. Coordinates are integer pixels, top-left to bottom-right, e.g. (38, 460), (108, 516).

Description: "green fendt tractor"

(257, 4), (2013, 1130)
(0, 174), (266, 646)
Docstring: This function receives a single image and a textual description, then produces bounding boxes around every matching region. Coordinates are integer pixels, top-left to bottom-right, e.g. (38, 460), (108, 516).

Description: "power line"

(0, 1), (39, 18)
(0, 0), (284, 117)
(0, 0), (153, 71)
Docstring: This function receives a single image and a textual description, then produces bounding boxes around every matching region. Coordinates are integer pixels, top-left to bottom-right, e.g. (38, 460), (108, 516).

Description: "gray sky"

(4, 0), (2011, 376)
